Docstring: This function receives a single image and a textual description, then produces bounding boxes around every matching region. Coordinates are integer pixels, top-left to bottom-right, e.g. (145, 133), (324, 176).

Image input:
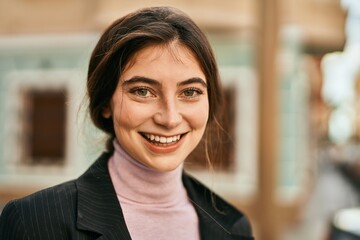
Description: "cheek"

(183, 102), (209, 128)
(113, 102), (157, 128)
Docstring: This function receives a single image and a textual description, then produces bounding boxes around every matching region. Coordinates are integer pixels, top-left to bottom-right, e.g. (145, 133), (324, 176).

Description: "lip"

(140, 132), (187, 154)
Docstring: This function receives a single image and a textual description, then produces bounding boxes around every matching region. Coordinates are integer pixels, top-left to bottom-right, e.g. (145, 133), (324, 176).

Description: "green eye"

(130, 87), (154, 98)
(183, 89), (196, 96)
(181, 87), (203, 98)
(136, 89), (149, 96)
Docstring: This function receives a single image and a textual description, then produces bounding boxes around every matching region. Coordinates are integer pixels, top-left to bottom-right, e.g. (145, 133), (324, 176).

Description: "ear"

(102, 105), (112, 119)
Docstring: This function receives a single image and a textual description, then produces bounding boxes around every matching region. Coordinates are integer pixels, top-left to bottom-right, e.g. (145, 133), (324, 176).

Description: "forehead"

(124, 42), (202, 72)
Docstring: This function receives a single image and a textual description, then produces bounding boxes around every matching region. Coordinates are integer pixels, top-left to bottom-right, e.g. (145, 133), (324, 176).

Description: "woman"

(0, 7), (254, 240)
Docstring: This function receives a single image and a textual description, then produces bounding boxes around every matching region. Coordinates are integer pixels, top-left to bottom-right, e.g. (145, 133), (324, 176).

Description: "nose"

(153, 98), (182, 129)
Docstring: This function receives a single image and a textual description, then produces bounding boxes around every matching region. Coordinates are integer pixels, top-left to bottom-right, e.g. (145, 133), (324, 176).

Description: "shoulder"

(183, 173), (254, 239)
(0, 153), (112, 239)
(0, 180), (77, 239)
(0, 152), (112, 223)
(1, 179), (77, 215)
(11, 179), (77, 211)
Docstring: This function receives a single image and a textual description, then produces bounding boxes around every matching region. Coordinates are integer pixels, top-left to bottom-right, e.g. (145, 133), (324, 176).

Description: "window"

(23, 89), (67, 165)
(2, 69), (83, 177)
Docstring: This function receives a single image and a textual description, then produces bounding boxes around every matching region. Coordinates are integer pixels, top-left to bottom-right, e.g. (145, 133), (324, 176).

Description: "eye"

(130, 87), (154, 98)
(180, 88), (204, 98)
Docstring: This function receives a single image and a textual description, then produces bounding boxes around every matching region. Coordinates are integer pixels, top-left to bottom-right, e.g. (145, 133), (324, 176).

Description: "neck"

(108, 140), (186, 206)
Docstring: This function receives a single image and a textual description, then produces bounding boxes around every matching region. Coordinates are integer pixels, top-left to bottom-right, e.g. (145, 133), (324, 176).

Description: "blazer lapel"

(75, 153), (132, 240)
(183, 173), (254, 240)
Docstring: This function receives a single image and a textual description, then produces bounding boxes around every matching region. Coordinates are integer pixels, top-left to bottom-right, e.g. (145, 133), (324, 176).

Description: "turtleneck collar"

(108, 140), (187, 207)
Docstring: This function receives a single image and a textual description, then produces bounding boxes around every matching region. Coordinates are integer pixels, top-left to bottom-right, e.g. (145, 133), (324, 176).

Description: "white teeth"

(144, 133), (181, 144)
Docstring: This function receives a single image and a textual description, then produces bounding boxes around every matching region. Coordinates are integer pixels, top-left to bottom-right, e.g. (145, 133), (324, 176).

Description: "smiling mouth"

(141, 133), (184, 145)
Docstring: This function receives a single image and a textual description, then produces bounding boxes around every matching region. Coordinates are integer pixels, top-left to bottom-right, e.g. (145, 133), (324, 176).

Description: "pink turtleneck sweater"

(108, 140), (200, 240)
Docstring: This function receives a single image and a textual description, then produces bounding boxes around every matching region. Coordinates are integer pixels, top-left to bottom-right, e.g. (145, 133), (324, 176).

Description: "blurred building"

(0, 1), (353, 240)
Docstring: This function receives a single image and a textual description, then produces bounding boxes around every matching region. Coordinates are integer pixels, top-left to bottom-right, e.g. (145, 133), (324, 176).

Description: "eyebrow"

(122, 76), (161, 87)
(177, 77), (207, 88)
(122, 76), (207, 88)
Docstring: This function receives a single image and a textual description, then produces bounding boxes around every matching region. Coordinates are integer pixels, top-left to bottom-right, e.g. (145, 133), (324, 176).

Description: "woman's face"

(103, 42), (209, 171)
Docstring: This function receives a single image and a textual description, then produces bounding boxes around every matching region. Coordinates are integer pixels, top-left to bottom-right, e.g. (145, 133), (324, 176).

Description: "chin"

(148, 158), (184, 172)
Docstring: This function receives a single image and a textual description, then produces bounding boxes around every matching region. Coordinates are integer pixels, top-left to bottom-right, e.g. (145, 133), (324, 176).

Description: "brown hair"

(87, 6), (223, 154)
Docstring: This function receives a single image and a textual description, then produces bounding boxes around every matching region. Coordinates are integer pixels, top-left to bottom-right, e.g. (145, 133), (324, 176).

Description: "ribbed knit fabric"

(108, 140), (200, 240)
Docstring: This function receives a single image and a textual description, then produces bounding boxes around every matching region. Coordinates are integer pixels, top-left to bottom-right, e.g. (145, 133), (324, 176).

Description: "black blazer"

(0, 153), (254, 240)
